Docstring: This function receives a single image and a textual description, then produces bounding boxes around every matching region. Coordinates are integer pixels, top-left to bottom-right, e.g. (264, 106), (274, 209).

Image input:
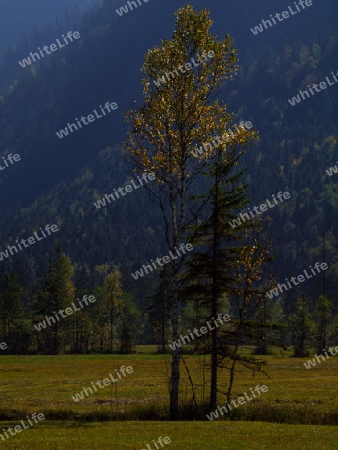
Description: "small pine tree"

(0, 271), (26, 353)
(117, 293), (140, 354)
(314, 294), (333, 353)
(34, 243), (75, 354)
(289, 294), (316, 357)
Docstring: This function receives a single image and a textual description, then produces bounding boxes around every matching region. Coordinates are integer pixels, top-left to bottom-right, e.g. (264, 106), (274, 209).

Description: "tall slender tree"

(125, 4), (256, 419)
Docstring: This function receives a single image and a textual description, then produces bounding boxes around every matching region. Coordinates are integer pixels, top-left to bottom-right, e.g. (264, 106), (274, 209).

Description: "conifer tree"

(314, 294), (333, 353)
(0, 271), (25, 352)
(181, 144), (261, 408)
(289, 294), (315, 357)
(35, 243), (74, 353)
(117, 292), (140, 354)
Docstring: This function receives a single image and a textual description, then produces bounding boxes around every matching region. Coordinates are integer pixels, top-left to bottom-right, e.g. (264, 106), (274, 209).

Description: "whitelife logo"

(34, 295), (96, 332)
(325, 161), (338, 177)
(56, 101), (118, 139)
(153, 50), (215, 87)
(116, 0), (150, 17)
(169, 314), (231, 350)
(191, 121), (253, 158)
(18, 31), (81, 68)
(303, 347), (338, 369)
(250, 0), (313, 35)
(141, 436), (171, 450)
(93, 173), (155, 210)
(0, 224), (59, 262)
(228, 191), (290, 228)
(266, 262), (328, 299)
(288, 70), (338, 106)
(131, 244), (193, 280)
(0, 412), (45, 442)
(206, 385), (268, 420)
(0, 153), (21, 172)
(71, 366), (134, 402)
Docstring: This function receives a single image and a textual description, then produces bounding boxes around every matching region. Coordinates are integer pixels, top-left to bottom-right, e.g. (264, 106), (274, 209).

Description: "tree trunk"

(210, 152), (220, 409)
(170, 283), (180, 419)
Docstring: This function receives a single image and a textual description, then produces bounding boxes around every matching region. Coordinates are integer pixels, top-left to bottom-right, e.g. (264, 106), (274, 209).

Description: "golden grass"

(0, 352), (337, 421)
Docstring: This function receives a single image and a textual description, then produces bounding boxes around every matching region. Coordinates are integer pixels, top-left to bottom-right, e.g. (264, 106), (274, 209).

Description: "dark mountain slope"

(0, 0), (337, 309)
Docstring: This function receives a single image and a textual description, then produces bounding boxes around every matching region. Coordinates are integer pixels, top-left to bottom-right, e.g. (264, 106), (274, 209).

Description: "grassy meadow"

(1, 421), (338, 450)
(1, 348), (337, 448)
